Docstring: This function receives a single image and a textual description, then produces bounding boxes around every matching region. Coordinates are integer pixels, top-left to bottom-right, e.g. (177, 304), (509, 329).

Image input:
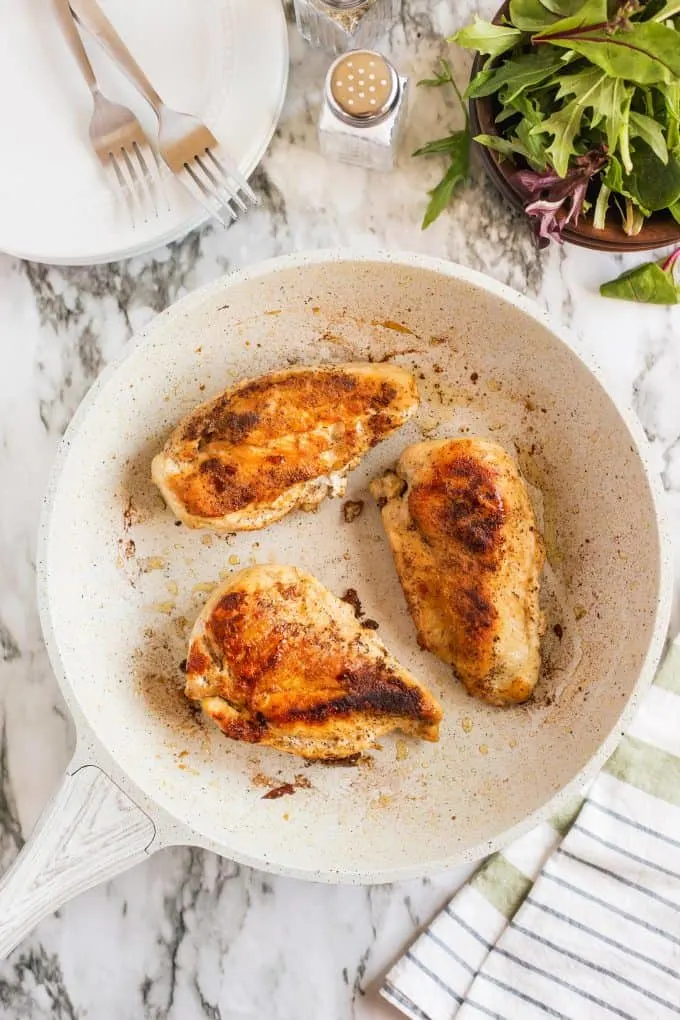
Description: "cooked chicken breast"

(185, 565), (442, 760)
(152, 363), (419, 532)
(371, 439), (544, 706)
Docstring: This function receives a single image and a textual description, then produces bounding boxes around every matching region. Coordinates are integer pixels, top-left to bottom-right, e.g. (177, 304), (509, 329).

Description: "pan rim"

(36, 248), (674, 883)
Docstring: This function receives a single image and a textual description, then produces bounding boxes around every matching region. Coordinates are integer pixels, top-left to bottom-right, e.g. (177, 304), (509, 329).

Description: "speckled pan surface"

(39, 251), (672, 883)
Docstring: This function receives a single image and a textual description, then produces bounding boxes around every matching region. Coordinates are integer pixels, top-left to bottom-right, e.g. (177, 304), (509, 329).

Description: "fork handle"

(52, 0), (98, 94)
(69, 0), (164, 115)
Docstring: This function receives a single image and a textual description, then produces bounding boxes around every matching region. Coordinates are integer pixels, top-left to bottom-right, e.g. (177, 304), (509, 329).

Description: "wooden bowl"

(469, 50), (680, 252)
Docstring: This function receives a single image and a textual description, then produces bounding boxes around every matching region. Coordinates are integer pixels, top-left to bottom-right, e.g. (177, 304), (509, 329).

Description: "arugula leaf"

(475, 133), (534, 160)
(417, 57), (458, 90)
(466, 49), (566, 102)
(414, 62), (471, 229)
(629, 110), (669, 164)
(465, 65), (496, 99)
(476, 131), (550, 171)
(553, 67), (632, 155)
(500, 90), (544, 119)
(623, 141), (680, 210)
(495, 104), (519, 125)
(412, 136), (464, 157)
(451, 17), (525, 59)
(421, 135), (471, 228)
(515, 118), (550, 168)
(588, 78), (632, 155)
(538, 23), (680, 85)
(508, 0), (559, 31)
(490, 92), (551, 168)
(670, 199), (680, 223)
(532, 102), (585, 176)
(531, 67), (618, 175)
(600, 260), (680, 303)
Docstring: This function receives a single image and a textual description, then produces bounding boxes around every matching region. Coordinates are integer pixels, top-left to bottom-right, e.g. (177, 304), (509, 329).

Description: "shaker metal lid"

(326, 50), (399, 124)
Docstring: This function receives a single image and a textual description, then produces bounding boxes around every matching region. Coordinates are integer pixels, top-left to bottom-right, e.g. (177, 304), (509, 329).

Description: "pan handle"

(0, 763), (156, 960)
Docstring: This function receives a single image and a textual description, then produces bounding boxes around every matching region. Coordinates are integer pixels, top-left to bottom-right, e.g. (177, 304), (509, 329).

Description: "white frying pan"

(0, 251), (672, 958)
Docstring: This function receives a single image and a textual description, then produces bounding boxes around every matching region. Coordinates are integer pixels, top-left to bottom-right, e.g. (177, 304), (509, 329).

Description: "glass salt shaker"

(319, 50), (408, 172)
(294, 0), (400, 55)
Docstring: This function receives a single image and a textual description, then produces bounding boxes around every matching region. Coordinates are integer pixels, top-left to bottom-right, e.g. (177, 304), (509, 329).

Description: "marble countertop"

(1, 3), (679, 1017)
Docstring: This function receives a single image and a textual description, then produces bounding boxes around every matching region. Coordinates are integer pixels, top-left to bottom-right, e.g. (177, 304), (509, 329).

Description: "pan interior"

(43, 257), (665, 880)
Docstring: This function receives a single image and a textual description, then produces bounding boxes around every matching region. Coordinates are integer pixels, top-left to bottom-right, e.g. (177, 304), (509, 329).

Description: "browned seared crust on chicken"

(184, 565), (442, 759)
(371, 438), (544, 706)
(152, 363), (419, 531)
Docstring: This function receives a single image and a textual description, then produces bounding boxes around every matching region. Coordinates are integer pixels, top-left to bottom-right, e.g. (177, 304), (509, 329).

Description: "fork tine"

(195, 153), (247, 214)
(132, 141), (159, 219)
(108, 152), (137, 228)
(120, 146), (150, 223)
(204, 148), (258, 205)
(150, 148), (173, 213)
(115, 147), (142, 222)
(182, 163), (236, 226)
(104, 160), (129, 223)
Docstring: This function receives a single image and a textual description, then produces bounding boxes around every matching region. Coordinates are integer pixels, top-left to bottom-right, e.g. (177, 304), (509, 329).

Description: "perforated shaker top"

(328, 51), (397, 120)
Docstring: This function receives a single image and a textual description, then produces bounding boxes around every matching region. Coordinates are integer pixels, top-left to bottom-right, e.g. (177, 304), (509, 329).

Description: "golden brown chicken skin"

(185, 565), (442, 759)
(152, 363), (419, 532)
(371, 438), (544, 706)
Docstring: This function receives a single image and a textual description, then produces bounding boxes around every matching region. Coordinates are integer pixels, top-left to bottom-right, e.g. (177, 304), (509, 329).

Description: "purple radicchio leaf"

(512, 147), (609, 248)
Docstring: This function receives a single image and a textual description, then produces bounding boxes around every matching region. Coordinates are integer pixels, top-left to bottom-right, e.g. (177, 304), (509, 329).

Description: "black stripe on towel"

(477, 971), (570, 1019)
(587, 800), (680, 851)
(571, 823), (680, 882)
(541, 870), (680, 947)
(557, 847), (680, 913)
(444, 907), (493, 951)
(493, 946), (637, 1020)
(423, 929), (477, 976)
(382, 979), (431, 1020)
(526, 898), (680, 980)
(405, 951), (464, 1004)
(510, 920), (680, 1014)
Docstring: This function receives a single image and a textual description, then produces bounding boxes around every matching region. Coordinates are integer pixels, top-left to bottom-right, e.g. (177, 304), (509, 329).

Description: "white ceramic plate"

(0, 0), (288, 265)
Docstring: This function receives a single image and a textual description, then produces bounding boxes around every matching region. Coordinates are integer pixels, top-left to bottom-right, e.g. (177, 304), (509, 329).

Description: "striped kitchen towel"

(382, 636), (680, 1020)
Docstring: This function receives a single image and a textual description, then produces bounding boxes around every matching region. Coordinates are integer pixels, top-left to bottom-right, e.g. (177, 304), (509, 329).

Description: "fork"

(69, 0), (258, 226)
(52, 0), (159, 226)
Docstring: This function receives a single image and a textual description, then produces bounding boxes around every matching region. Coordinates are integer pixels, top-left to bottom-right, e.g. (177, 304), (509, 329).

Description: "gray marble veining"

(0, 2), (679, 1017)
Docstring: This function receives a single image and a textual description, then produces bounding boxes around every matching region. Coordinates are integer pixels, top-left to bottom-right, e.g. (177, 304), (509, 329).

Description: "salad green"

(600, 243), (680, 300)
(419, 0), (680, 245)
(412, 61), (472, 228)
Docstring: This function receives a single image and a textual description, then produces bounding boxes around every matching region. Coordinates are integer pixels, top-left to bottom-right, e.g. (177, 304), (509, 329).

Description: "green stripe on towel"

(604, 734), (680, 806)
(471, 855), (533, 919)
(653, 643), (680, 696)
(550, 795), (584, 836)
